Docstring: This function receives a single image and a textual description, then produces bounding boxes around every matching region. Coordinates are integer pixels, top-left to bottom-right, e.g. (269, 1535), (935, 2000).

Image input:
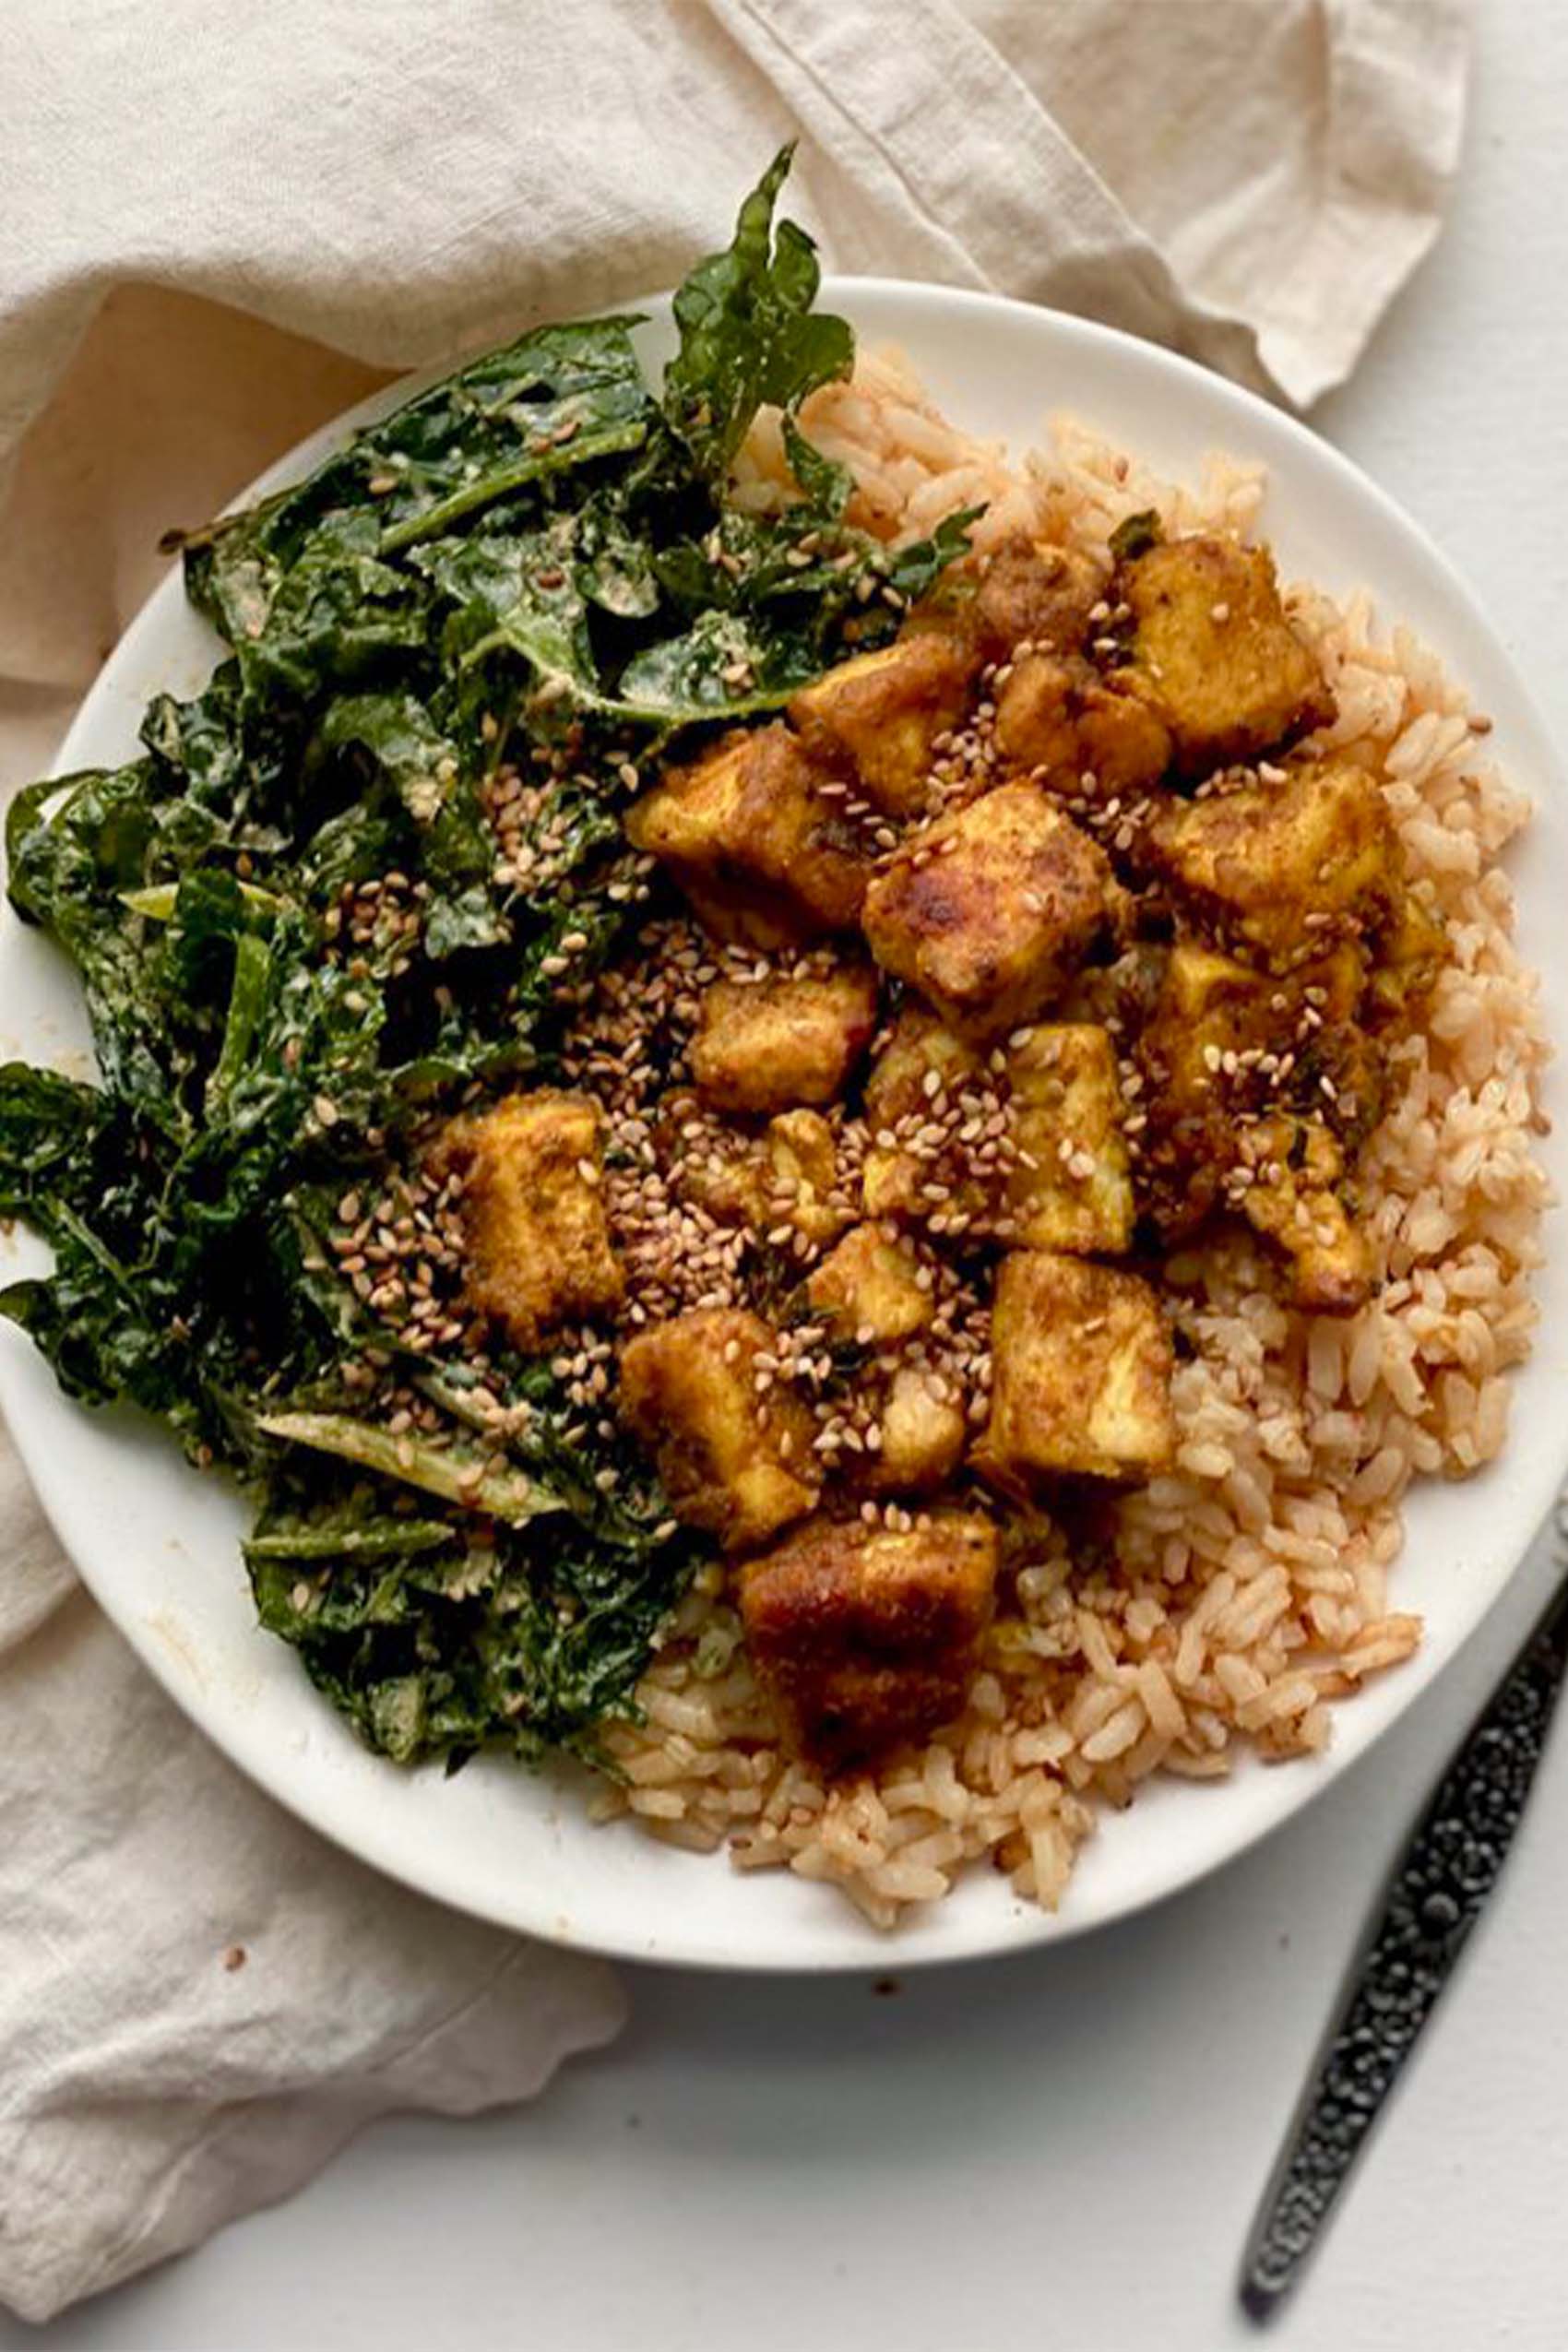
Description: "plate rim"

(2, 275), (1562, 1972)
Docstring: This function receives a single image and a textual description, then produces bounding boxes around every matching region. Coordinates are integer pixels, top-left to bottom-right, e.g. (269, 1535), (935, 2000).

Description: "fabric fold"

(0, 0), (1470, 2320)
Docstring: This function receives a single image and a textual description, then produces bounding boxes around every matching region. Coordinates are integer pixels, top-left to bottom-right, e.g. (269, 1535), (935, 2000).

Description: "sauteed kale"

(0, 151), (968, 1769)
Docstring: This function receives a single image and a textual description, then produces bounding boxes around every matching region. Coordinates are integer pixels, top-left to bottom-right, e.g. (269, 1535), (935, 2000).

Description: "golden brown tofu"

(860, 1008), (1133, 1253)
(806, 1223), (933, 1344)
(1114, 533), (1336, 776)
(993, 652), (1172, 803)
(1006, 1025), (1135, 1253)
(862, 1366), (968, 1495)
(1131, 943), (1380, 1295)
(446, 1090), (623, 1351)
(1366, 885), (1448, 1029)
(788, 636), (975, 816)
(1134, 940), (1370, 1234)
(765, 1111), (850, 1245)
(1228, 1116), (1375, 1315)
(739, 1512), (1000, 1764)
(1145, 758), (1398, 972)
(967, 537), (1101, 660)
(861, 1008), (989, 1223)
(683, 1109), (851, 1250)
(861, 781), (1115, 1039)
(1059, 940), (1170, 1036)
(689, 964), (880, 1116)
(625, 723), (869, 948)
(619, 1309), (817, 1552)
(976, 1252), (1176, 1490)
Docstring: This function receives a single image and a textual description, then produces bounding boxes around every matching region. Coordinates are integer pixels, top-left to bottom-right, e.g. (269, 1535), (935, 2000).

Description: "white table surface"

(8, 12), (1568, 2348)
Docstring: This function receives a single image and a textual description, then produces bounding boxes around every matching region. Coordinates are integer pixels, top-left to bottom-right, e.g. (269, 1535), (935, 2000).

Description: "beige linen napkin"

(0, 0), (1469, 2323)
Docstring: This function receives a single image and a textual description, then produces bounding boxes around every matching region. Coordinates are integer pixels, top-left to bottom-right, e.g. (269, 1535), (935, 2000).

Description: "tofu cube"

(967, 537), (1101, 660)
(806, 1223), (934, 1343)
(625, 723), (869, 948)
(993, 652), (1171, 802)
(860, 1008), (989, 1225)
(683, 1110), (850, 1250)
(1134, 942), (1381, 1268)
(1113, 532), (1336, 776)
(862, 1365), (968, 1494)
(689, 962), (880, 1116)
(1367, 885), (1447, 1028)
(449, 1089), (622, 1351)
(861, 780), (1114, 1039)
(739, 1512), (999, 1763)
(860, 1010), (1133, 1254)
(1229, 1114), (1375, 1316)
(1146, 758), (1397, 971)
(976, 1252), (1175, 1489)
(764, 1111), (850, 1246)
(618, 1308), (817, 1553)
(1006, 1024), (1134, 1252)
(788, 635), (975, 816)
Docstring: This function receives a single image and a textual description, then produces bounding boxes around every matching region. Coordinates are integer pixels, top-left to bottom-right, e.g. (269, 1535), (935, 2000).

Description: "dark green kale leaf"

(244, 1360), (698, 1767)
(0, 155), (980, 1783)
(6, 765), (188, 1114)
(663, 145), (852, 485)
(1109, 508), (1162, 563)
(0, 1064), (114, 1232)
(183, 318), (658, 639)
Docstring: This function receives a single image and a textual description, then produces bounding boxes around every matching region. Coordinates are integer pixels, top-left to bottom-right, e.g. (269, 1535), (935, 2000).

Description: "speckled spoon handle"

(1240, 1550), (1568, 2322)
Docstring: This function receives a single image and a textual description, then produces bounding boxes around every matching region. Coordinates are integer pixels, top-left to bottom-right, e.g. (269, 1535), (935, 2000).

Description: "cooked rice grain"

(597, 351), (1550, 1925)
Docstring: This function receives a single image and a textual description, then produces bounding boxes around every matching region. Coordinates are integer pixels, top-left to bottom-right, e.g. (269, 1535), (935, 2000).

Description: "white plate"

(2, 282), (1564, 1970)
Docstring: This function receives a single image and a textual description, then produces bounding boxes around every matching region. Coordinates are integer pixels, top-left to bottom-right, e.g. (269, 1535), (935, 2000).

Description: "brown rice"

(592, 348), (1551, 1927)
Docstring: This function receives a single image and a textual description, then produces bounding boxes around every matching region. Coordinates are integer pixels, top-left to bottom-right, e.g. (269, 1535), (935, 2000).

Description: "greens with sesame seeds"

(0, 150), (974, 1771)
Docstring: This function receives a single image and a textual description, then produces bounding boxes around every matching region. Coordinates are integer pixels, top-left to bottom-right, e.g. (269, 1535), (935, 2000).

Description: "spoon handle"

(1240, 1557), (1568, 2321)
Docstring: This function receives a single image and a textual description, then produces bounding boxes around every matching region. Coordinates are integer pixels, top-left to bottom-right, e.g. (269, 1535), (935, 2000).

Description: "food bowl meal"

(0, 156), (1559, 1964)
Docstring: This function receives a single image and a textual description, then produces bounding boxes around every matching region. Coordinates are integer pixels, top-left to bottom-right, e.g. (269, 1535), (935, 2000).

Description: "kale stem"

(255, 1408), (566, 1529)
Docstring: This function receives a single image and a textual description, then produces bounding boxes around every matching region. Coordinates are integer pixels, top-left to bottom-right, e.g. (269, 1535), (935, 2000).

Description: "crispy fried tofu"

(993, 652), (1171, 803)
(1145, 758), (1397, 972)
(683, 1109), (851, 1249)
(689, 963), (880, 1116)
(806, 1223), (933, 1344)
(1367, 885), (1448, 1029)
(446, 1090), (622, 1351)
(1229, 1115), (1375, 1315)
(976, 1252), (1175, 1490)
(788, 635), (975, 816)
(1114, 533), (1335, 776)
(739, 1512), (999, 1763)
(1059, 940), (1170, 1036)
(860, 1008), (1133, 1253)
(625, 723), (869, 947)
(1134, 941), (1366, 1231)
(862, 1365), (968, 1495)
(967, 537), (1101, 660)
(619, 1308), (817, 1552)
(861, 1008), (988, 1222)
(1136, 944), (1271, 1234)
(1132, 943), (1380, 1298)
(861, 781), (1115, 1038)
(764, 1111), (850, 1245)
(1006, 1024), (1135, 1252)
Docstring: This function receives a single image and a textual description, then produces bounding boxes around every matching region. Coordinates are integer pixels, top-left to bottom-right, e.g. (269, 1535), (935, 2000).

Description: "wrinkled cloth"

(0, 1450), (626, 2326)
(0, 0), (1470, 2323)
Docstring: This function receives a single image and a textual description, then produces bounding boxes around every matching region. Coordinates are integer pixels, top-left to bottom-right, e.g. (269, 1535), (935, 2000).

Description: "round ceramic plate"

(2, 283), (1564, 1970)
